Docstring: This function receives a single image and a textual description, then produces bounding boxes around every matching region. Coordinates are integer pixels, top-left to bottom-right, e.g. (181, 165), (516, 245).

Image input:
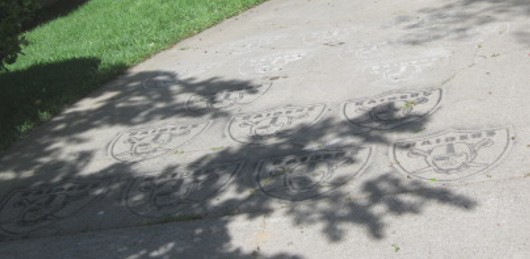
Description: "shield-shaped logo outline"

(227, 104), (327, 145)
(185, 81), (272, 115)
(108, 121), (212, 162)
(256, 147), (372, 201)
(125, 161), (244, 218)
(0, 178), (113, 236)
(391, 127), (513, 182)
(342, 89), (442, 132)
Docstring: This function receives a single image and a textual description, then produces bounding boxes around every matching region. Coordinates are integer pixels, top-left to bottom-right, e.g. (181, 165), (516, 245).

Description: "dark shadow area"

(0, 69), (477, 257)
(25, 0), (91, 31)
(297, 173), (475, 241)
(0, 58), (127, 150)
(388, 0), (530, 45)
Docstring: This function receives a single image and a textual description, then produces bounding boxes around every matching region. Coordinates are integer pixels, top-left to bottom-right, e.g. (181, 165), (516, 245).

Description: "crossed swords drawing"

(407, 138), (493, 175)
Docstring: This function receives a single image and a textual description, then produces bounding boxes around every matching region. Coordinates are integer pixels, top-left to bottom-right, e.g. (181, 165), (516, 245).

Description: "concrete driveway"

(0, 0), (529, 258)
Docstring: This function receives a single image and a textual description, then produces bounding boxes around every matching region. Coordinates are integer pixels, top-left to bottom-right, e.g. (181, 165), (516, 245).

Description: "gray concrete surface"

(0, 0), (530, 258)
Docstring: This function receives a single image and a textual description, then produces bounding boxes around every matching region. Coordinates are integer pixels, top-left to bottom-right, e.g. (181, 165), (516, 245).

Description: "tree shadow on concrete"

(0, 69), (477, 258)
(0, 67), (263, 170)
(387, 0), (530, 45)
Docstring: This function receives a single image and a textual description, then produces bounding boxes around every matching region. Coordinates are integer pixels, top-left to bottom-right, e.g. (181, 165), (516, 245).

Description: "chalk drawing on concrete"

(393, 127), (512, 181)
(0, 179), (112, 235)
(126, 162), (242, 218)
(257, 147), (371, 201)
(343, 89), (442, 131)
(228, 104), (326, 145)
(239, 51), (309, 76)
(109, 121), (211, 162)
(186, 81), (272, 114)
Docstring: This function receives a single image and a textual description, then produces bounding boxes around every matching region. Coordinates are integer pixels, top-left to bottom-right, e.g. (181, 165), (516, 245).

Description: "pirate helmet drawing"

(408, 138), (493, 175)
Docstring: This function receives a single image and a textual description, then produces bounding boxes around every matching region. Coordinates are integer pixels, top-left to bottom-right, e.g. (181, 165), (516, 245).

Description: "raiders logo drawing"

(109, 121), (211, 162)
(257, 148), (371, 201)
(126, 162), (242, 218)
(186, 82), (272, 114)
(239, 51), (308, 75)
(0, 179), (112, 235)
(343, 89), (441, 131)
(228, 104), (326, 144)
(392, 127), (512, 181)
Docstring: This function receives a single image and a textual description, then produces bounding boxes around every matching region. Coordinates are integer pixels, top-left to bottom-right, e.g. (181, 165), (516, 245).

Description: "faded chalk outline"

(108, 121), (212, 162)
(185, 81), (272, 114)
(0, 178), (113, 235)
(239, 50), (309, 76)
(256, 147), (372, 201)
(125, 162), (243, 218)
(227, 104), (327, 145)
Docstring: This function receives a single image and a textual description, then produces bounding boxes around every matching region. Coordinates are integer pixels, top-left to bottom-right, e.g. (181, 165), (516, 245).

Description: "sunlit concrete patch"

(465, 22), (512, 44)
(339, 40), (393, 60)
(365, 48), (452, 84)
(339, 39), (455, 86)
(302, 26), (363, 47)
(239, 50), (310, 76)
(392, 127), (513, 181)
(214, 34), (287, 55)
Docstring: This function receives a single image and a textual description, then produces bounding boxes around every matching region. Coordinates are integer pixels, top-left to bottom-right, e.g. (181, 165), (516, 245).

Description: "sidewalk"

(0, 0), (529, 258)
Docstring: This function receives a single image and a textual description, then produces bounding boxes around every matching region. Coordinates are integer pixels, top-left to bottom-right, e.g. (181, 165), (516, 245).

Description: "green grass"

(0, 0), (266, 150)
